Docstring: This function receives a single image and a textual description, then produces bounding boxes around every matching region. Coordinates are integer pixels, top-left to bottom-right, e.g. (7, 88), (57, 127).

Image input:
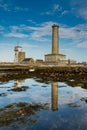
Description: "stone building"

(45, 54), (66, 62)
(35, 59), (43, 65)
(22, 58), (34, 65)
(14, 46), (35, 66)
(18, 52), (25, 63)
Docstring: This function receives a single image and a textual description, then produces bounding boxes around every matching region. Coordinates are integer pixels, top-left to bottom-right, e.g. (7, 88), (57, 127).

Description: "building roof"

(23, 58), (34, 61)
(36, 59), (43, 61)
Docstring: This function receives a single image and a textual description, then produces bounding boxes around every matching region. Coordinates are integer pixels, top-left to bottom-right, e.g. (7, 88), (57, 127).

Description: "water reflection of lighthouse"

(51, 82), (58, 111)
(14, 80), (25, 87)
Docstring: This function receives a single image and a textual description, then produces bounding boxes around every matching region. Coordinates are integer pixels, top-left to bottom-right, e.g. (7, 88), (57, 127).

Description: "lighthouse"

(45, 24), (66, 65)
(52, 24), (59, 54)
(14, 46), (25, 63)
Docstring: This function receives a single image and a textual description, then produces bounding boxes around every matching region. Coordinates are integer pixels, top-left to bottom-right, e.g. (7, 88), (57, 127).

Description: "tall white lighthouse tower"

(14, 46), (22, 63)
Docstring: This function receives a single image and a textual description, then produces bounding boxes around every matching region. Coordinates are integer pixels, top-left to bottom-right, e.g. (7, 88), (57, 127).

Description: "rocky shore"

(0, 66), (87, 83)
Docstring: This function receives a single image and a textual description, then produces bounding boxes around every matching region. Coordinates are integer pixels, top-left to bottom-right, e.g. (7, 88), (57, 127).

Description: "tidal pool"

(0, 77), (87, 130)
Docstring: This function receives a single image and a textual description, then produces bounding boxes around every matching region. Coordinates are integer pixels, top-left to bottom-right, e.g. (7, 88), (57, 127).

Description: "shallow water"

(0, 77), (87, 130)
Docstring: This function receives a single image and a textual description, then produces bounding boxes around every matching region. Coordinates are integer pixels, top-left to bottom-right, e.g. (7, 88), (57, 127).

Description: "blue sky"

(0, 0), (87, 62)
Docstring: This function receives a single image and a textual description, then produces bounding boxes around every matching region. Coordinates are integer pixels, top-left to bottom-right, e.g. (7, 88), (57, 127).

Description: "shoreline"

(0, 65), (87, 81)
(0, 65), (87, 89)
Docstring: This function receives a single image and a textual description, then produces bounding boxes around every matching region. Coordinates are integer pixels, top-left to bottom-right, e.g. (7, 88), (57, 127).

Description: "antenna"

(17, 41), (19, 47)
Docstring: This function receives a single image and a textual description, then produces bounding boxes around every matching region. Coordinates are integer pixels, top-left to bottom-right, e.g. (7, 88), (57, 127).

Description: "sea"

(0, 76), (87, 130)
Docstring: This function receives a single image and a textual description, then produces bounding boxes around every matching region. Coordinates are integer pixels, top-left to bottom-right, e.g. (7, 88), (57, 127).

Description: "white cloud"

(0, 42), (38, 49)
(60, 27), (76, 39)
(77, 42), (87, 48)
(60, 24), (87, 42)
(41, 4), (62, 15)
(9, 26), (19, 32)
(0, 3), (10, 11)
(78, 8), (87, 20)
(4, 22), (54, 41)
(0, 1), (29, 12)
(53, 4), (61, 12)
(71, 0), (87, 20)
(4, 32), (28, 38)
(21, 42), (38, 48)
(3, 21), (87, 46)
(0, 25), (4, 34)
(41, 3), (68, 17)
(27, 20), (36, 24)
(61, 48), (73, 53)
(28, 22), (56, 41)
(14, 6), (29, 12)
(61, 10), (68, 16)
